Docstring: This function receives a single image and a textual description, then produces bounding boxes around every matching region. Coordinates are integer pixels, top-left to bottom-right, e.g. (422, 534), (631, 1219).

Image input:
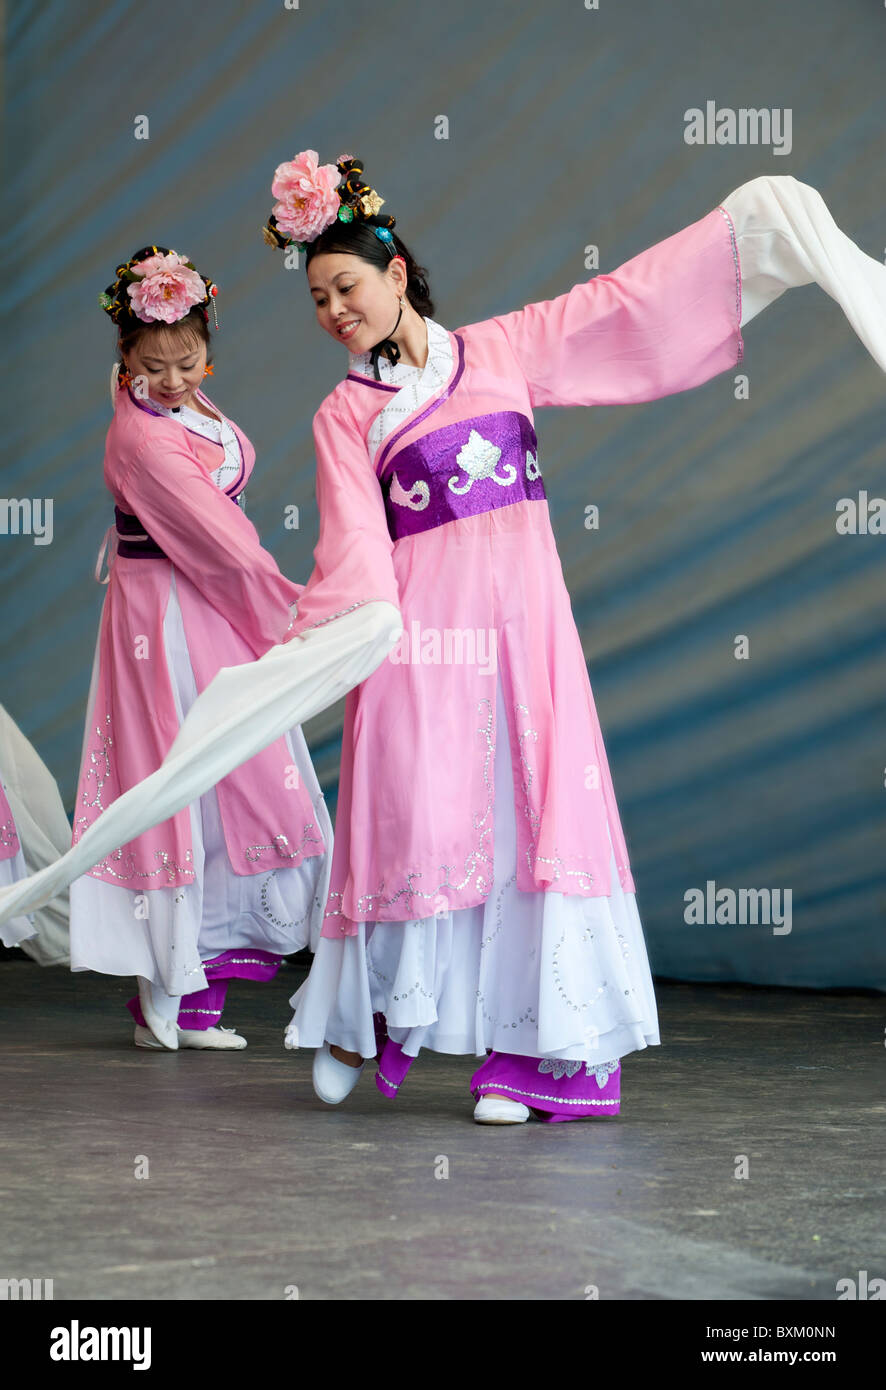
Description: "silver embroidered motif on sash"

(447, 430), (516, 495)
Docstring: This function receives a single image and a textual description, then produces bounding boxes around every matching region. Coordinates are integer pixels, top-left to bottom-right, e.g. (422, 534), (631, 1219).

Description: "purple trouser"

(127, 949), (282, 1031)
(371, 1013), (621, 1121)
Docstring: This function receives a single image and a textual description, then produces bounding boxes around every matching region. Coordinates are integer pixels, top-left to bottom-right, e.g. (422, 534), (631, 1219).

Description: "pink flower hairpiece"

(125, 251), (208, 324)
(263, 149), (394, 254)
(270, 149), (342, 244)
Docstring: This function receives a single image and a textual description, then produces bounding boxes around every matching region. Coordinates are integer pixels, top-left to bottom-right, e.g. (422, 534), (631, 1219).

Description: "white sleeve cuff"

(721, 174), (886, 374)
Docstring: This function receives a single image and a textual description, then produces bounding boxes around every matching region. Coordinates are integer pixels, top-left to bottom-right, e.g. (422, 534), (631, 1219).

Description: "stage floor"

(1, 959), (882, 1301)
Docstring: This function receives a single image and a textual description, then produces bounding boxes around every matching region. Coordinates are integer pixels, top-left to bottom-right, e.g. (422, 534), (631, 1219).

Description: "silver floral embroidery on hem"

(514, 702), (596, 891)
(245, 823), (325, 865)
(203, 956), (275, 969)
(259, 870), (312, 932)
(74, 716), (195, 885)
(475, 1081), (619, 1106)
(476, 867), (538, 1030)
(538, 1056), (620, 1088)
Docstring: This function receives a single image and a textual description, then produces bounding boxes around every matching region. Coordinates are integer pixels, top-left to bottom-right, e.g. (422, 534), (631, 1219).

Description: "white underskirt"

(69, 570), (332, 996)
(289, 670), (661, 1065)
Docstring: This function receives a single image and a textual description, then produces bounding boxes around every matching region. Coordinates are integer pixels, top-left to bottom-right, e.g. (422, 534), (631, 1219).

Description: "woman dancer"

(1, 163), (882, 1109)
(69, 247), (332, 1050)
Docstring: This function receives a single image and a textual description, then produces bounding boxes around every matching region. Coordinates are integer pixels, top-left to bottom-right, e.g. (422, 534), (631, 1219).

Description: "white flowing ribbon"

(0, 602), (403, 926)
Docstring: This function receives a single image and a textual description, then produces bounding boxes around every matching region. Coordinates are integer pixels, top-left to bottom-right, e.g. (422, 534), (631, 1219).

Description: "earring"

(118, 364), (133, 388)
(203, 364), (214, 378)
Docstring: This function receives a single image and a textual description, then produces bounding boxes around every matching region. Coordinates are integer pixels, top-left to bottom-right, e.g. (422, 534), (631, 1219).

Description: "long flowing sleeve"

(720, 174), (886, 370)
(487, 202), (744, 407)
(0, 400), (404, 928)
(119, 425), (301, 656)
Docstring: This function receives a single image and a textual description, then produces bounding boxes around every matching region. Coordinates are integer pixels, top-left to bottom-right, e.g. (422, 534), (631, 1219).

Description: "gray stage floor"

(0, 959), (882, 1301)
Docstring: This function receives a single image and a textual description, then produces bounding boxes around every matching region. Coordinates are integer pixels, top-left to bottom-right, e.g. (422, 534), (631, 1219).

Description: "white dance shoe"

(177, 1025), (247, 1049)
(473, 1095), (531, 1124)
(312, 1041), (365, 1103)
(283, 1020), (299, 1050)
(134, 1023), (247, 1050)
(136, 976), (178, 1050)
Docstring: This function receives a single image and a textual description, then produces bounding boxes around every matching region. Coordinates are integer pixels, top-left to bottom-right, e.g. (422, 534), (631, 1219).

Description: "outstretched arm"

(481, 198), (744, 408)
(481, 173), (885, 407)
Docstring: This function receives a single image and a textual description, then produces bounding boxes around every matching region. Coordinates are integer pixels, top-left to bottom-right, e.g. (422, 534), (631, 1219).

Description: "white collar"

(347, 315), (447, 383)
(147, 391), (226, 436)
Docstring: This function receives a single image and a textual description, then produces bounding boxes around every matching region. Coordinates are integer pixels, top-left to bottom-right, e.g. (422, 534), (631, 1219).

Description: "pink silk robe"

(287, 204), (744, 936)
(74, 384), (327, 890)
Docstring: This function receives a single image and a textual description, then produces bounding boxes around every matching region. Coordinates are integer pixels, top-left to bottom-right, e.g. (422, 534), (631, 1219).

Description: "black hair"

(304, 219), (434, 319)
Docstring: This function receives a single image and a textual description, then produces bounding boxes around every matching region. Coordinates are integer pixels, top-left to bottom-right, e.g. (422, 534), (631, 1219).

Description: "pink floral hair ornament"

(261, 150), (398, 259)
(98, 244), (220, 330)
(127, 251), (206, 323)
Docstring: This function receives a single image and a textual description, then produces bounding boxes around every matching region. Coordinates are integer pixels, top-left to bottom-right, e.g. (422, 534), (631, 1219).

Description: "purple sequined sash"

(379, 411), (545, 541)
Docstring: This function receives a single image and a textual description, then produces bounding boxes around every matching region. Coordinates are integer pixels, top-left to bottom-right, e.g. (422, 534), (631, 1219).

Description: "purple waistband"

(379, 410), (545, 541)
(115, 505), (167, 559)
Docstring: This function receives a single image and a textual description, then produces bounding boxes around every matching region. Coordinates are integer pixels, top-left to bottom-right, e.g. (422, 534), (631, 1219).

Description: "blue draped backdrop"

(2, 0), (884, 988)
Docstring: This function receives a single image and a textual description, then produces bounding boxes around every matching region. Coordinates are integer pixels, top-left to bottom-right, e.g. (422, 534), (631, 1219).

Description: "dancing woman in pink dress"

(71, 246), (332, 1050)
(1, 161), (883, 1115)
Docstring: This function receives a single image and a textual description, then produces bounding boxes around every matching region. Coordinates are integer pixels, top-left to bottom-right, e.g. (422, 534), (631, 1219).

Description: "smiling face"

(123, 323), (208, 408)
(307, 251), (407, 351)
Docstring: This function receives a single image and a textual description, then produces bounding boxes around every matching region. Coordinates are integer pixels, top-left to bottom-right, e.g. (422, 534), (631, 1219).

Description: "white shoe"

(283, 1020), (299, 1051)
(177, 1025), (247, 1049)
(312, 1041), (365, 1104)
(134, 1024), (167, 1050)
(136, 976), (179, 1050)
(473, 1095), (530, 1124)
